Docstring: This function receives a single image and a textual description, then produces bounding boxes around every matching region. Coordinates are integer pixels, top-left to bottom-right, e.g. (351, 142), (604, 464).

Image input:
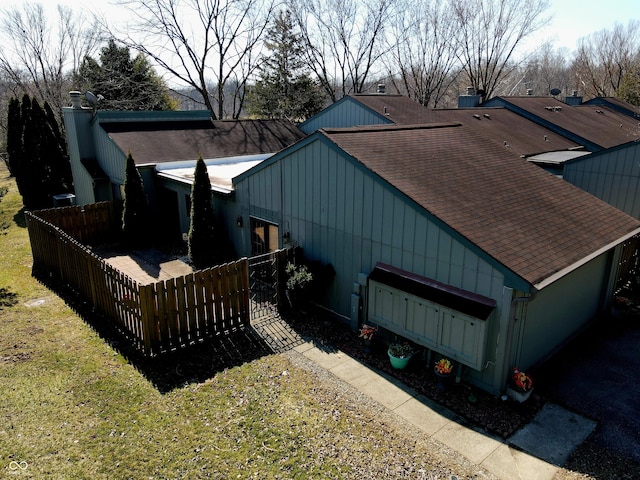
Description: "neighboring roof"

(527, 150), (590, 167)
(102, 119), (306, 165)
(583, 97), (640, 119)
(426, 108), (582, 157)
(317, 123), (640, 289)
(348, 94), (434, 124)
(484, 96), (640, 150)
(156, 154), (270, 194)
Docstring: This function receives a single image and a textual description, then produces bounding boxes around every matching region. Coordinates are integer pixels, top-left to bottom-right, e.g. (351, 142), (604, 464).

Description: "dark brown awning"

(368, 263), (496, 320)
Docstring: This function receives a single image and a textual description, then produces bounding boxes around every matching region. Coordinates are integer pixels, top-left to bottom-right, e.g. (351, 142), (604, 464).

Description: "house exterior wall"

(234, 139), (516, 393)
(63, 107), (97, 205)
(514, 250), (610, 370)
(563, 142), (640, 219)
(299, 99), (392, 134)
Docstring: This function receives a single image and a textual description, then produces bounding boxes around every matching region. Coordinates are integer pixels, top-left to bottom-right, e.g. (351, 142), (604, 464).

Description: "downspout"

(501, 290), (536, 390)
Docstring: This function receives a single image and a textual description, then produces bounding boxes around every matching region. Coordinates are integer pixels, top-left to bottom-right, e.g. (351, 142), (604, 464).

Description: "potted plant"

(285, 262), (313, 309)
(506, 367), (534, 403)
(434, 357), (453, 389)
(359, 324), (377, 352)
(388, 342), (413, 369)
(434, 358), (453, 376)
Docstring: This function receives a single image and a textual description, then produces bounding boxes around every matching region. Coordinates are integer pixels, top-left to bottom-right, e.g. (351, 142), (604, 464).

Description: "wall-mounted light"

(282, 232), (290, 243)
(236, 216), (243, 228)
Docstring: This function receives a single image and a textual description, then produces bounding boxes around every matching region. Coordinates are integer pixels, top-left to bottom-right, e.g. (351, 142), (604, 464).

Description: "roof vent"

(484, 114), (491, 119)
(595, 109), (604, 114)
(69, 91), (83, 109)
(473, 114), (481, 119)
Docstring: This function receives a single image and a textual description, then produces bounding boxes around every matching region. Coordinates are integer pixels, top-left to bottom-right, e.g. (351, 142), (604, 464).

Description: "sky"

(1, 0), (639, 60)
(528, 0), (640, 52)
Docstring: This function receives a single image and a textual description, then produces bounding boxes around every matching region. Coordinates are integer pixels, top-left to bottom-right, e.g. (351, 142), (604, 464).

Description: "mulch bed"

(282, 307), (545, 439)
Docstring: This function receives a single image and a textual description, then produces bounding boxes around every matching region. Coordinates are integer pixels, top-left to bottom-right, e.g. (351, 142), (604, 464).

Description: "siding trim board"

(369, 263), (496, 319)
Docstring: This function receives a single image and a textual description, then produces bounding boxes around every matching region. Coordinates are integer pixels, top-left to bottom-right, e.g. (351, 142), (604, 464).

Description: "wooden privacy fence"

(32, 201), (120, 245)
(25, 208), (250, 356)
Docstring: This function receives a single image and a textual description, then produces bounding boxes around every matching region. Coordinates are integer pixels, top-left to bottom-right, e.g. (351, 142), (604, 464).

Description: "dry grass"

(0, 164), (484, 479)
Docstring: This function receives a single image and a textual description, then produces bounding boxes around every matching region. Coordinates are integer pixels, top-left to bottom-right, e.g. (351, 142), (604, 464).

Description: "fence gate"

(248, 251), (280, 321)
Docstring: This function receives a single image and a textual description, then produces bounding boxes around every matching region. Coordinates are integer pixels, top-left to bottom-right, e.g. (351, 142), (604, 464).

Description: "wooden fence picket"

(26, 206), (257, 356)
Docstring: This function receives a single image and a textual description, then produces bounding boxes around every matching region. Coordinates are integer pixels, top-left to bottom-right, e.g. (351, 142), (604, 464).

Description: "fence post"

(139, 284), (157, 355)
(240, 258), (250, 326)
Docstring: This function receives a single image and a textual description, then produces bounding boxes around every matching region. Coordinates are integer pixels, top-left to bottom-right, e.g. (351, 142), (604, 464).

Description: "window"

(251, 217), (279, 255)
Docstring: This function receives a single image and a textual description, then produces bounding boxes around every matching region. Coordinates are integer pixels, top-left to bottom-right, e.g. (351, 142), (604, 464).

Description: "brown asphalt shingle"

(320, 123), (640, 288)
(352, 95), (583, 157)
(350, 94), (435, 124)
(426, 108), (582, 157)
(495, 96), (640, 148)
(103, 119), (306, 165)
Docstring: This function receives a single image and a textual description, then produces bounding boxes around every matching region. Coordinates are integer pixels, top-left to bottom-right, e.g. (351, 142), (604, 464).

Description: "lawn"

(0, 164), (478, 479)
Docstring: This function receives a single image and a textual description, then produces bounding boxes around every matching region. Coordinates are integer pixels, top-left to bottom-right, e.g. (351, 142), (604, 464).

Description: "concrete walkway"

(293, 341), (596, 480)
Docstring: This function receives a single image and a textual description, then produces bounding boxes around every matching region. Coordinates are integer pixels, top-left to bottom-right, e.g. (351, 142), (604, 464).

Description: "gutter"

(502, 291), (536, 390)
(534, 227), (640, 290)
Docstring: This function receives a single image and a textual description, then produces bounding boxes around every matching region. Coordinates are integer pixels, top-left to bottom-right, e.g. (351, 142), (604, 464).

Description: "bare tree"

(450, 0), (550, 101)
(501, 42), (572, 97)
(534, 43), (573, 95)
(114, 0), (275, 119)
(0, 3), (101, 125)
(572, 20), (640, 99)
(288, 0), (394, 102)
(385, 0), (459, 107)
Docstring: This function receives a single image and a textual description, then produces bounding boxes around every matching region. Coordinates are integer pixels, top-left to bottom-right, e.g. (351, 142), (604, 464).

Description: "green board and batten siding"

(299, 97), (392, 134)
(368, 280), (489, 370)
(234, 137), (512, 392)
(564, 141), (640, 220)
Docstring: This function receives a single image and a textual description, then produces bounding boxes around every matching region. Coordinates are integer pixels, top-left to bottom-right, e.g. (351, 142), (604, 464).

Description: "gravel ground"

(283, 309), (544, 439)
(284, 348), (500, 480)
(282, 306), (640, 480)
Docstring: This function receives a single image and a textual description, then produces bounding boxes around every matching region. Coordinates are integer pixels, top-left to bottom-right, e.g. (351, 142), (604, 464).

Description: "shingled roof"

(486, 96), (640, 149)
(319, 123), (640, 289)
(426, 108), (582, 157)
(102, 119), (306, 165)
(349, 94), (435, 124)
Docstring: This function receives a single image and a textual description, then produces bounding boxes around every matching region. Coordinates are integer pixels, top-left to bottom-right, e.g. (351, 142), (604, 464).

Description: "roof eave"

(533, 227), (640, 290)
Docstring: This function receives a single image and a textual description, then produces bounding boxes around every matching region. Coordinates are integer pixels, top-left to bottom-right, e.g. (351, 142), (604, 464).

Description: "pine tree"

(188, 157), (217, 269)
(6, 97), (23, 180)
(76, 39), (176, 111)
(246, 10), (325, 121)
(121, 153), (149, 246)
(6, 95), (73, 209)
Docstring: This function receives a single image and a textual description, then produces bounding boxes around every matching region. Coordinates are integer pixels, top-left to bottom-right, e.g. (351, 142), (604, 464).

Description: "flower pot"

(434, 368), (453, 390)
(388, 351), (412, 369)
(506, 385), (533, 403)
